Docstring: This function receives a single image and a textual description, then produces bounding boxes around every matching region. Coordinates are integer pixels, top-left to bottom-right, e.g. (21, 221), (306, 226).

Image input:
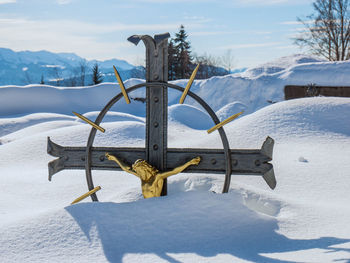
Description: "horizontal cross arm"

(47, 137), (145, 180)
(166, 137), (276, 189)
(47, 137), (275, 189)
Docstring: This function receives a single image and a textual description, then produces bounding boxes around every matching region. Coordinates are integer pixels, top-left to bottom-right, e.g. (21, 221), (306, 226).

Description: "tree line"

(41, 62), (105, 86)
(168, 25), (234, 80)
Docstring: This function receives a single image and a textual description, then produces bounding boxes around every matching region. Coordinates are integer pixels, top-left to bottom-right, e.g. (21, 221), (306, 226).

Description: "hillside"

(0, 48), (142, 86)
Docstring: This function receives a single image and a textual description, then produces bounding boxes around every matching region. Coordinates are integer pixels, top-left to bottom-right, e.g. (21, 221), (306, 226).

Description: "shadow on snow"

(66, 191), (350, 263)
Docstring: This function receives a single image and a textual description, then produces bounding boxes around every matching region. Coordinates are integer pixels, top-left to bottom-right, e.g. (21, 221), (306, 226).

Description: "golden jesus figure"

(105, 153), (201, 198)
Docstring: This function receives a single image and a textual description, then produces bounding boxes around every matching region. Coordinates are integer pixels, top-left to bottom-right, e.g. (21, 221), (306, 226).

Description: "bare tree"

(79, 60), (88, 86)
(295, 0), (350, 61)
(220, 49), (235, 73)
(52, 67), (62, 86)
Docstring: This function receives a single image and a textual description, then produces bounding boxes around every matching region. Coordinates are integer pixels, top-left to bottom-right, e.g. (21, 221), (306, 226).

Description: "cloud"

(0, 0), (16, 4)
(281, 20), (313, 25)
(130, 0), (300, 5)
(0, 16), (202, 62)
(56, 0), (72, 4)
(191, 31), (232, 37)
(220, 42), (282, 49)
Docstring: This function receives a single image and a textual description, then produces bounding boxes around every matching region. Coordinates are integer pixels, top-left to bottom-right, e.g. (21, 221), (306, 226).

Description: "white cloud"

(0, 0), (16, 4)
(220, 42), (282, 49)
(0, 17), (200, 61)
(56, 0), (72, 4)
(281, 20), (314, 25)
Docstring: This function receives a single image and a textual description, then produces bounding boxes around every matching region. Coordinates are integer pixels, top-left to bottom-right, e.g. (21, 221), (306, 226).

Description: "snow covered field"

(0, 55), (350, 262)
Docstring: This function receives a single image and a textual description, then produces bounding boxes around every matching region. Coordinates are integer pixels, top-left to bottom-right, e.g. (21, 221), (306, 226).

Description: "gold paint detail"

(71, 186), (101, 205)
(73, 111), (105, 133)
(207, 111), (244, 134)
(179, 63), (200, 104)
(113, 65), (130, 104)
(106, 153), (201, 198)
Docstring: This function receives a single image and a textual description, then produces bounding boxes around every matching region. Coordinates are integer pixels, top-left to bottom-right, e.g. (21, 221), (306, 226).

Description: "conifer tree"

(40, 74), (45, 84)
(92, 63), (103, 85)
(168, 39), (177, 80)
(173, 25), (192, 79)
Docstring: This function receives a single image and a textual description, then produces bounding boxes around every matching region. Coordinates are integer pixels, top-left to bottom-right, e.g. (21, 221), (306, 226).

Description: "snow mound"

(79, 111), (145, 124)
(1, 55), (350, 117)
(216, 101), (247, 121)
(224, 97), (350, 146)
(0, 79), (146, 117)
(242, 54), (324, 78)
(0, 190), (283, 263)
(168, 104), (213, 130)
(0, 113), (75, 137)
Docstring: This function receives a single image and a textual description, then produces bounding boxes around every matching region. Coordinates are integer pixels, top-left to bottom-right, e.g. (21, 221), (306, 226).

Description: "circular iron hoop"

(85, 82), (232, 201)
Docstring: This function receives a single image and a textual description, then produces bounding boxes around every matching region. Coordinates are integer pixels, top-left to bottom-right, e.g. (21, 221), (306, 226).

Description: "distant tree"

(173, 25), (193, 79)
(68, 73), (77, 87)
(79, 60), (87, 86)
(130, 66), (146, 79)
(220, 49), (235, 73)
(193, 53), (228, 79)
(295, 0), (350, 61)
(52, 67), (62, 86)
(24, 70), (32, 84)
(40, 74), (45, 84)
(91, 63), (104, 85)
(168, 39), (177, 80)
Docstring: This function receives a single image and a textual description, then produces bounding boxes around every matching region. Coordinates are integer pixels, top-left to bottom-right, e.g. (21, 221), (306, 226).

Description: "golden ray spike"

(113, 65), (130, 104)
(71, 186), (101, 205)
(73, 111), (105, 133)
(179, 63), (200, 104)
(207, 111), (244, 134)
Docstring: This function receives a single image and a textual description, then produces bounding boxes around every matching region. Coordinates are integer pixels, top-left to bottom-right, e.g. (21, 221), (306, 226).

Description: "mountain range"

(0, 48), (144, 86)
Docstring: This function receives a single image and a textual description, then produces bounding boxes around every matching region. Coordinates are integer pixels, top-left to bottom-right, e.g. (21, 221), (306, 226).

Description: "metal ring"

(85, 82), (232, 201)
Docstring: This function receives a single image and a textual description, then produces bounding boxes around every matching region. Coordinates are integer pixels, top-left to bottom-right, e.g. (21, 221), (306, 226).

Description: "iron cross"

(47, 33), (276, 201)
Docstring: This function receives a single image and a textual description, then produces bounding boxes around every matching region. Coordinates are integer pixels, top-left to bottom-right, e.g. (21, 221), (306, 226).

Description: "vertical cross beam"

(128, 33), (170, 195)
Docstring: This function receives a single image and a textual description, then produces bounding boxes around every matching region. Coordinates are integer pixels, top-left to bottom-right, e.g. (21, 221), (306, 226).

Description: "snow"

(0, 54), (350, 262)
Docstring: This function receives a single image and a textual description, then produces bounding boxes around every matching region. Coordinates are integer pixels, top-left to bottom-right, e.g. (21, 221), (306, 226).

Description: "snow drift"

(1, 54), (350, 262)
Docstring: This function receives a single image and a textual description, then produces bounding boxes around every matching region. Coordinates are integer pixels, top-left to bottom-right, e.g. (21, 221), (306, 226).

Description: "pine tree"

(168, 39), (177, 80)
(173, 25), (192, 79)
(92, 63), (103, 85)
(40, 74), (45, 84)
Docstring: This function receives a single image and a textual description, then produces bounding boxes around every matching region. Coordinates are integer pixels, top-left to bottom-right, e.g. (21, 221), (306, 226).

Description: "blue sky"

(0, 0), (314, 68)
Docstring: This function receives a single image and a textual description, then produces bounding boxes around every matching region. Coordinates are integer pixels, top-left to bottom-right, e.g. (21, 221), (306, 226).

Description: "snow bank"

(2, 54), (350, 118)
(1, 54), (350, 262)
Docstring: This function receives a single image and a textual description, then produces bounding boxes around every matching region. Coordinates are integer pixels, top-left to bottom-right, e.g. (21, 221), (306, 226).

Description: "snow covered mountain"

(0, 48), (141, 86)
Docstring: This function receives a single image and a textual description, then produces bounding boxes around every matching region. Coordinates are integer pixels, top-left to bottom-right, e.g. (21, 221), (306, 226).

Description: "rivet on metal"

(232, 159), (238, 166)
(154, 97), (159, 103)
(153, 144), (159, 150)
(211, 159), (217, 165)
(81, 157), (85, 161)
(154, 122), (159, 127)
(255, 160), (261, 166)
(100, 156), (105, 161)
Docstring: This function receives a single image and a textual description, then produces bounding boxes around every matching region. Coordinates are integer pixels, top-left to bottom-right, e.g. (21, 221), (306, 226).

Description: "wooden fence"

(284, 85), (350, 100)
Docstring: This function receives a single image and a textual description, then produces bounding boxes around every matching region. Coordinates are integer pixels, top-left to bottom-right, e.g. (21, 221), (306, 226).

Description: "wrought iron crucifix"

(47, 33), (276, 202)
